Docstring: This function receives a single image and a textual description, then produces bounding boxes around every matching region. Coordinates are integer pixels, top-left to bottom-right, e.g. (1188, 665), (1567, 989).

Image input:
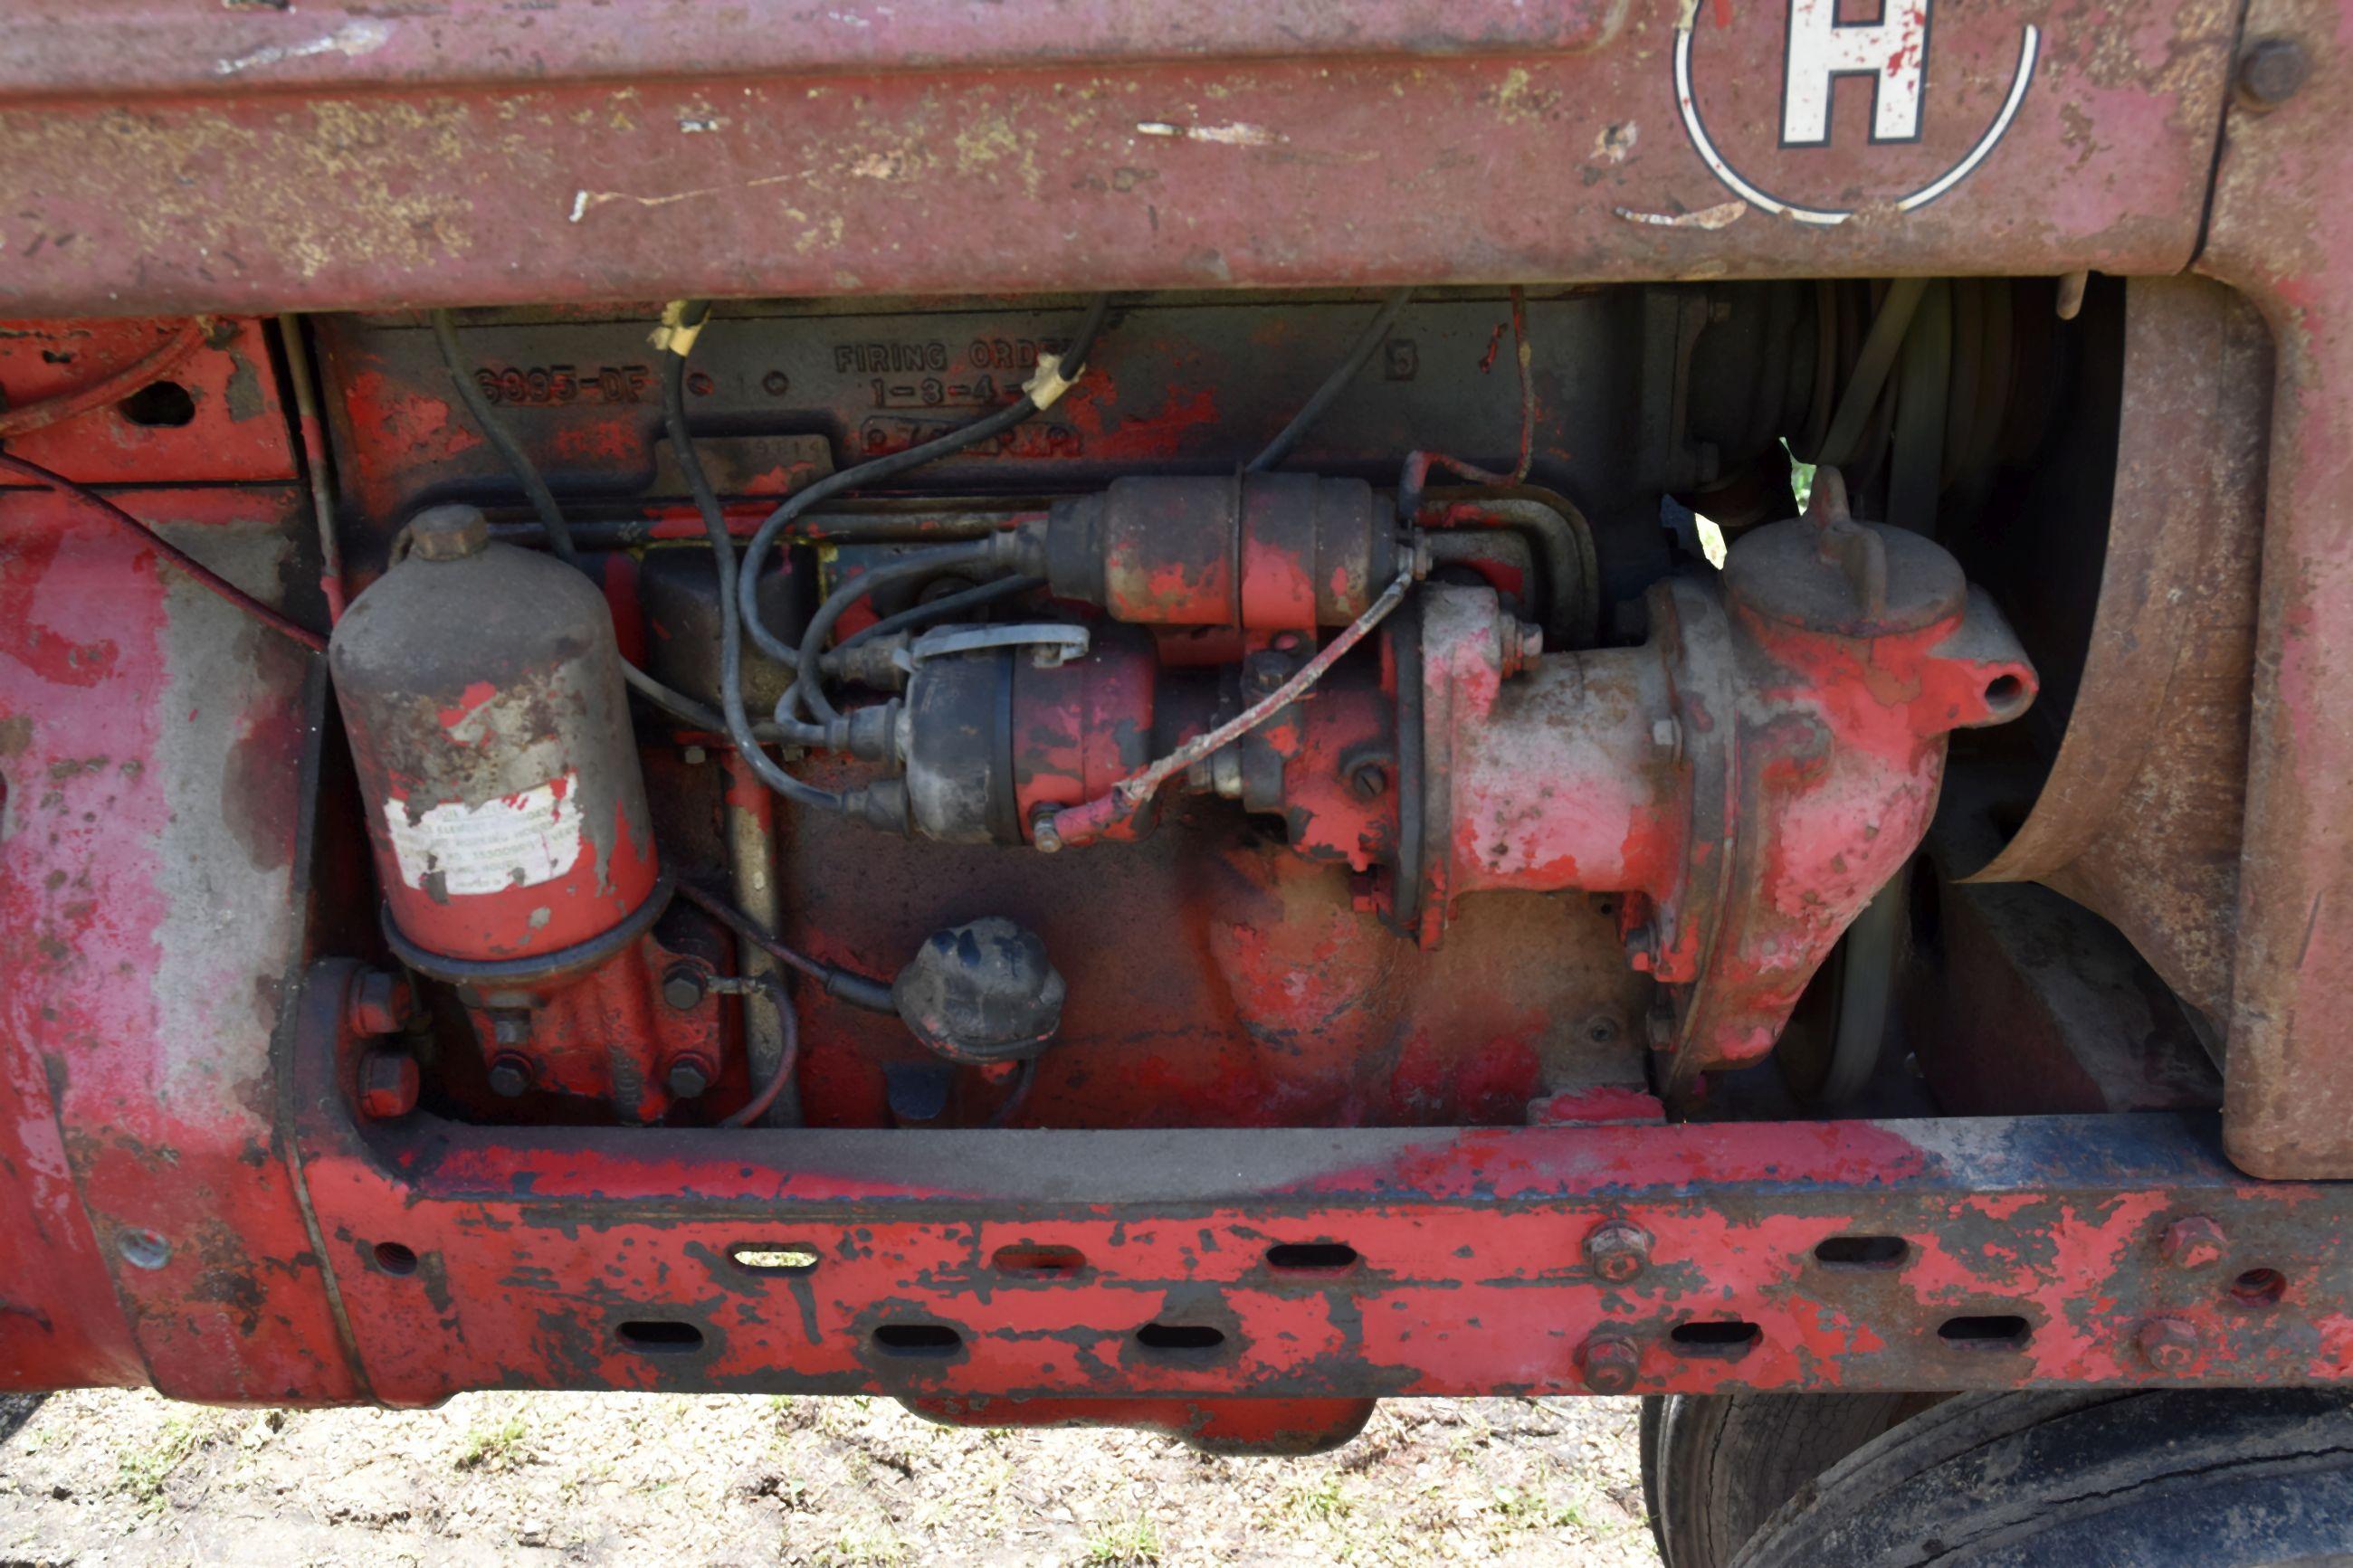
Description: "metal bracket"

(897, 622), (1091, 672)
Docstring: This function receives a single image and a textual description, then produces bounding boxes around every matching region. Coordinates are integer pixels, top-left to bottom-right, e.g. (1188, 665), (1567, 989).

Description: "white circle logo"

(1675, 1), (2041, 226)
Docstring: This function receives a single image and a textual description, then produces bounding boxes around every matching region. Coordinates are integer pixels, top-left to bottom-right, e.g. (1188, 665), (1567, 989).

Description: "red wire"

(0, 319), (212, 440)
(0, 451), (329, 653)
(719, 977), (801, 1129)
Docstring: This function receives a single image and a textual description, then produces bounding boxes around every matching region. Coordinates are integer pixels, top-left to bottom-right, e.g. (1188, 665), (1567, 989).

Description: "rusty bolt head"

(408, 503), (490, 562)
(662, 964), (710, 1012)
(487, 1053), (534, 1099)
(2136, 1316), (2200, 1373)
(1585, 1221), (1651, 1283)
(357, 1050), (421, 1120)
(1031, 808), (1065, 855)
(2161, 1215), (2228, 1270)
(345, 968), (415, 1037)
(762, 370), (792, 396)
(1581, 1334), (1641, 1394)
(1348, 761), (1391, 802)
(665, 1058), (713, 1101)
(2237, 38), (2310, 109)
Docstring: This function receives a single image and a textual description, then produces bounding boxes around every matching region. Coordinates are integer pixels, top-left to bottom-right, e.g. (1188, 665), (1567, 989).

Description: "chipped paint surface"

(215, 21), (391, 78)
(0, 1), (2234, 312)
(283, 962), (2353, 1407)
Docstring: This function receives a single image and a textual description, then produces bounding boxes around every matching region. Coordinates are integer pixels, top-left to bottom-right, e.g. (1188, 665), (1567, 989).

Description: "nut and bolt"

(345, 968), (416, 1037)
(486, 1053), (535, 1099)
(1031, 807), (1065, 855)
(1348, 760), (1391, 802)
(2160, 1215), (2228, 1271)
(2135, 1316), (2201, 1372)
(2236, 37), (2310, 109)
(407, 502), (491, 562)
(662, 964), (710, 1012)
(357, 1050), (422, 1120)
(1497, 618), (1544, 678)
(665, 1058), (714, 1101)
(1585, 1221), (1651, 1283)
(1580, 1334), (1641, 1394)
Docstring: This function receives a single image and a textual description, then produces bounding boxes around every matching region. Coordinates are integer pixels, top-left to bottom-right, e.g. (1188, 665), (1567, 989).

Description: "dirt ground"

(0, 1388), (1660, 1566)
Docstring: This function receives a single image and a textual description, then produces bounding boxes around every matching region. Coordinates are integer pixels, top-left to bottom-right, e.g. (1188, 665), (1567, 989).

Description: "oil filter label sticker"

(383, 775), (582, 897)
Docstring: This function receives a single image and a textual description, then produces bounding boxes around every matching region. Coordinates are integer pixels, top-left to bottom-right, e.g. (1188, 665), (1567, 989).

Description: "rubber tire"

(1643, 1393), (1929, 1568)
(1729, 1390), (2353, 1568)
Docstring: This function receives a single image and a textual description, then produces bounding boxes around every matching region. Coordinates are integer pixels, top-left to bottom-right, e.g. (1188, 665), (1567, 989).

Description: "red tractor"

(1, 1), (2349, 1561)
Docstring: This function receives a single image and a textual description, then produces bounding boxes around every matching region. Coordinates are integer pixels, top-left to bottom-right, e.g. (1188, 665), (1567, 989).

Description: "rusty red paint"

(0, 6), (2234, 315)
(0, 318), (298, 486)
(272, 962), (2353, 1406)
(2195, 0), (2353, 1178)
(0, 487), (358, 1403)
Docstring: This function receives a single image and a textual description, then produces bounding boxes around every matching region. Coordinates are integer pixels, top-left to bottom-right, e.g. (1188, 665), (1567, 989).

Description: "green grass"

(452, 1410), (531, 1471)
(116, 1413), (204, 1510)
(1083, 1514), (1165, 1565)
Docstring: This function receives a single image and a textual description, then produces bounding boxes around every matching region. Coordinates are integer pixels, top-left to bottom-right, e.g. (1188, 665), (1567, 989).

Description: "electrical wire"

(0, 318), (214, 441)
(822, 572), (1043, 671)
(782, 540), (1003, 729)
(277, 314), (348, 622)
(431, 310), (579, 566)
(657, 302), (844, 810)
(1394, 287), (1536, 524)
(733, 294), (1111, 669)
(672, 878), (897, 1012)
(1044, 566), (1415, 846)
(1246, 288), (1413, 473)
(719, 971), (801, 1128)
(0, 451), (329, 652)
(429, 307), (787, 754)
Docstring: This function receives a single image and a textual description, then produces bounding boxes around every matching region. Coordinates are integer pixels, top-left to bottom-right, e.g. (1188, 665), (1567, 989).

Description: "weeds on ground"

(809, 1520), (908, 1565)
(115, 1413), (205, 1511)
(452, 1411), (531, 1472)
(1083, 1514), (1164, 1565)
(1280, 1468), (1355, 1523)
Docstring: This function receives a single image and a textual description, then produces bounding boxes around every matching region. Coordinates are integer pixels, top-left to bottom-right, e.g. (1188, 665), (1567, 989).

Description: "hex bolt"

(357, 1050), (422, 1120)
(1585, 1221), (1651, 1283)
(487, 1053), (535, 1099)
(2237, 38), (2310, 109)
(2136, 1316), (2200, 1373)
(2160, 1215), (2228, 1271)
(662, 964), (710, 1012)
(344, 968), (415, 1037)
(1031, 808), (1065, 855)
(1348, 761), (1391, 802)
(665, 1058), (713, 1101)
(1581, 1334), (1641, 1394)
